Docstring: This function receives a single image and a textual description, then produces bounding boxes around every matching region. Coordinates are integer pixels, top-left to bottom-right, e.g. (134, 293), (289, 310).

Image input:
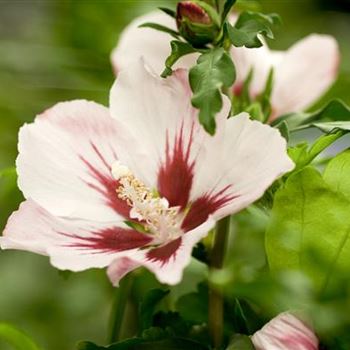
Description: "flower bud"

(251, 312), (318, 350)
(176, 1), (221, 47)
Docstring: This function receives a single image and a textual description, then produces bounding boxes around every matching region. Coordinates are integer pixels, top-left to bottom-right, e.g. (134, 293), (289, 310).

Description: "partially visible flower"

(111, 11), (339, 121)
(176, 1), (221, 47)
(111, 11), (198, 75)
(231, 34), (339, 120)
(251, 312), (319, 350)
(0, 60), (293, 286)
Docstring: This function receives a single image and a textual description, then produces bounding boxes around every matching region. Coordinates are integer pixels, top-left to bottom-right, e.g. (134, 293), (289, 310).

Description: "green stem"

(208, 216), (230, 349)
(108, 274), (133, 343)
(215, 0), (220, 12)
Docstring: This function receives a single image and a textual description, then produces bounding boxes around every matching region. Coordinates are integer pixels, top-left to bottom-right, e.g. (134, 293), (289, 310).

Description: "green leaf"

(77, 339), (144, 350)
(324, 150), (350, 200)
(275, 120), (289, 141)
(153, 312), (189, 337)
(145, 338), (208, 350)
(222, 0), (237, 22)
(176, 283), (208, 324)
(288, 131), (344, 171)
(159, 7), (176, 18)
(273, 99), (350, 130)
(305, 121), (350, 134)
(266, 165), (350, 292)
(226, 334), (255, 350)
(139, 23), (180, 39)
(132, 337), (209, 350)
(141, 327), (169, 341)
(226, 11), (280, 48)
(0, 323), (41, 350)
(139, 289), (170, 331)
(161, 41), (197, 78)
(77, 341), (101, 350)
(189, 47), (235, 134)
(77, 337), (208, 350)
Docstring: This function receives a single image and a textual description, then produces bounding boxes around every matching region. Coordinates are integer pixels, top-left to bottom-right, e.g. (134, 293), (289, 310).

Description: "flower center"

(111, 162), (183, 244)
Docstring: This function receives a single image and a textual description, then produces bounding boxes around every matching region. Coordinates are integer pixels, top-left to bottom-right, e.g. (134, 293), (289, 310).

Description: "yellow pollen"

(111, 162), (183, 243)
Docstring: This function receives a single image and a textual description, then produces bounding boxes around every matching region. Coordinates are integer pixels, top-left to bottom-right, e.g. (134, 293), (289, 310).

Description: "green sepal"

(139, 23), (180, 39)
(176, 1), (221, 47)
(256, 67), (274, 121)
(245, 102), (265, 122)
(194, 1), (221, 27)
(159, 7), (176, 18)
(222, 0), (237, 22)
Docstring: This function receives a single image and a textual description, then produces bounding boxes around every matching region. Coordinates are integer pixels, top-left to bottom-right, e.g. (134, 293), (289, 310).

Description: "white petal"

(110, 59), (231, 202)
(185, 113), (294, 226)
(0, 199), (152, 272)
(107, 257), (141, 287)
(111, 11), (198, 75)
(251, 312), (319, 350)
(120, 217), (215, 285)
(17, 100), (130, 222)
(271, 34), (339, 117)
(231, 44), (282, 96)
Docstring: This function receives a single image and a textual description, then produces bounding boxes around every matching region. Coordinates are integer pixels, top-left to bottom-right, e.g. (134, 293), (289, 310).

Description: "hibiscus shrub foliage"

(1, 0), (350, 349)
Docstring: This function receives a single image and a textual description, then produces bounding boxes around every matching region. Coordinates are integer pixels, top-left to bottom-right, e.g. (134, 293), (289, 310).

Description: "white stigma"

(111, 161), (132, 180)
(111, 161), (182, 244)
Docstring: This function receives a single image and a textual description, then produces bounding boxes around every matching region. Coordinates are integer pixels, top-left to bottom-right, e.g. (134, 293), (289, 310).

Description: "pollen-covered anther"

(111, 162), (183, 243)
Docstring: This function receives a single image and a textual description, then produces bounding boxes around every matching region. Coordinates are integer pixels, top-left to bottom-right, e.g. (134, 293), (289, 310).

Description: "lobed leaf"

(226, 11), (280, 48)
(189, 47), (236, 134)
(161, 40), (197, 78)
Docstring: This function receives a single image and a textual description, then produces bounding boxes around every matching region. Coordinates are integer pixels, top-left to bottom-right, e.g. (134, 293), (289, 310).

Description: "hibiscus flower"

(0, 60), (293, 285)
(111, 10), (339, 121)
(251, 312), (318, 350)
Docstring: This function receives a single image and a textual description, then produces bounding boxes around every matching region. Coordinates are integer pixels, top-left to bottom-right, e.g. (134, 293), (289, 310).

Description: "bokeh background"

(0, 0), (349, 349)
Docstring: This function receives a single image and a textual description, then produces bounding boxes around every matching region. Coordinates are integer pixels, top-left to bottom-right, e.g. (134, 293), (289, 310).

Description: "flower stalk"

(108, 274), (134, 343)
(208, 215), (231, 349)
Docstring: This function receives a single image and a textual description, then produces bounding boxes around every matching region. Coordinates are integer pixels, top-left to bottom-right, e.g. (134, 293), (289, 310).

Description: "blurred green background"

(0, 0), (349, 349)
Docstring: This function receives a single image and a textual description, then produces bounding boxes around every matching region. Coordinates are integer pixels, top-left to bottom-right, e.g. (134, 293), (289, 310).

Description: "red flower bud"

(176, 1), (221, 47)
